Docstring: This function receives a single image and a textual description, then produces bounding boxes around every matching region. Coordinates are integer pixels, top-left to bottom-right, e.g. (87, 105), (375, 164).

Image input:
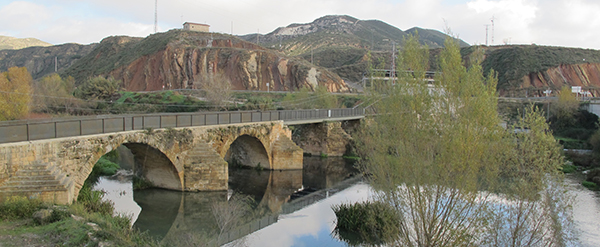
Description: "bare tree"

(195, 73), (232, 110)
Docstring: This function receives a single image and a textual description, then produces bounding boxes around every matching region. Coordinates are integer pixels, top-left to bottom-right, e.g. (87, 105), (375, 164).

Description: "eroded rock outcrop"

(64, 30), (349, 93)
(519, 63), (600, 96)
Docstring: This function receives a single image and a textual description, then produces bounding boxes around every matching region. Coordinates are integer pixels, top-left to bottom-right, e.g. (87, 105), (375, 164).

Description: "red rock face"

(507, 63), (600, 96)
(107, 39), (348, 93)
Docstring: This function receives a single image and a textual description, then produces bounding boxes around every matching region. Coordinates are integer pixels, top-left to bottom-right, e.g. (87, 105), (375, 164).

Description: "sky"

(1, 0), (600, 49)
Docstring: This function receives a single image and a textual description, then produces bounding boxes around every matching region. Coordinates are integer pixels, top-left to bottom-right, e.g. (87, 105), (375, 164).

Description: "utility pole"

(54, 56), (57, 72)
(154, 0), (158, 33)
(311, 48), (314, 64)
(390, 41), (396, 85)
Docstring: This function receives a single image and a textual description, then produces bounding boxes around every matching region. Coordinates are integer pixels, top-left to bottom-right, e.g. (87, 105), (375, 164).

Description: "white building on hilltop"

(183, 22), (210, 32)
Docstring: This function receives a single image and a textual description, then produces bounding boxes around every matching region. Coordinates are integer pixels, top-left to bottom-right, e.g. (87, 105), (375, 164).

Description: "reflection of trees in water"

(133, 189), (184, 240)
(132, 157), (359, 245)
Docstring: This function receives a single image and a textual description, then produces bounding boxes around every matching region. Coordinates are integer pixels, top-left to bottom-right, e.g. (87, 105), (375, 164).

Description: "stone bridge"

(0, 108), (364, 205)
(0, 122), (301, 204)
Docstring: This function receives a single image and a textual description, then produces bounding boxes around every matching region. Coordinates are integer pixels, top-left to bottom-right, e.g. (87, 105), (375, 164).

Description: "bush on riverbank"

(333, 201), (400, 245)
(0, 196), (159, 246)
(132, 176), (154, 190)
(0, 196), (45, 220)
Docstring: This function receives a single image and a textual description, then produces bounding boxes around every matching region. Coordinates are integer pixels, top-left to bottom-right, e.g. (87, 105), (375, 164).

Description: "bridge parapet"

(0, 108), (364, 144)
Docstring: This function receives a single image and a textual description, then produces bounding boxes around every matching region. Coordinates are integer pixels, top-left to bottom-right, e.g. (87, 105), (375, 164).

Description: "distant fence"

(0, 108), (364, 144)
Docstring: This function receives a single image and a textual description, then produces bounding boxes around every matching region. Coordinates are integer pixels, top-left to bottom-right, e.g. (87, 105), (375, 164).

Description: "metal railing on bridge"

(0, 108), (364, 144)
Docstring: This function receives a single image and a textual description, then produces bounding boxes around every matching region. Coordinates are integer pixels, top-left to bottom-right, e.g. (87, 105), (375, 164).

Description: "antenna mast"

(484, 24), (489, 46)
(154, 0), (158, 33)
(490, 16), (496, 45)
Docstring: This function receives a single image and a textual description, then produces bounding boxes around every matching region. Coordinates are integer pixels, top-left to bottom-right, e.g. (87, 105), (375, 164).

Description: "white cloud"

(465, 0), (539, 45)
(529, 0), (600, 48)
(0, 1), (52, 30)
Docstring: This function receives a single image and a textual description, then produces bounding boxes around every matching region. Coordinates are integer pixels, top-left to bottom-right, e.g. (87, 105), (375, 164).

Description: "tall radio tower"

(154, 0), (158, 33)
(490, 16), (496, 45)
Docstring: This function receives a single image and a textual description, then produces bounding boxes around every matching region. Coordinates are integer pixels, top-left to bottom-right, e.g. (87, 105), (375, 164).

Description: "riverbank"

(565, 172), (600, 247)
(0, 197), (158, 247)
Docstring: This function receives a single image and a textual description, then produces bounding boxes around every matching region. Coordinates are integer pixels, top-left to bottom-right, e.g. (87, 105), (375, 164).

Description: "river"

(93, 158), (600, 246)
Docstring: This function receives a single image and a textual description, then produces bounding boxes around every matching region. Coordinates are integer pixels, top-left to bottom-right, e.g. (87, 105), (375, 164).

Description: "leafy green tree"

(552, 85), (579, 129)
(33, 73), (79, 113)
(354, 34), (571, 246)
(0, 67), (32, 120)
(484, 105), (571, 246)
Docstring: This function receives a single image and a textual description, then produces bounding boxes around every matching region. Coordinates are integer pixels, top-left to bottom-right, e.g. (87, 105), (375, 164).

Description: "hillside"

(469, 45), (600, 96)
(0, 35), (52, 50)
(0, 43), (96, 79)
(238, 15), (468, 82)
(62, 30), (349, 92)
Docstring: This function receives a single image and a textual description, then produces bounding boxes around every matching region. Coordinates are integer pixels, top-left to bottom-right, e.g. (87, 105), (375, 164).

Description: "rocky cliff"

(520, 63), (600, 96)
(63, 30), (348, 92)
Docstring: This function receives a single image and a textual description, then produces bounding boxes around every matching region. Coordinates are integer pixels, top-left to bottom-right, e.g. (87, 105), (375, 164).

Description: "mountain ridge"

(238, 15), (469, 55)
(0, 35), (53, 50)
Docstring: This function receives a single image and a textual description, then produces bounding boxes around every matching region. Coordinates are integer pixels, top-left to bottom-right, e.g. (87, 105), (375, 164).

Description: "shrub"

(132, 176), (154, 190)
(74, 76), (120, 100)
(77, 184), (114, 215)
(0, 196), (44, 220)
(333, 201), (400, 245)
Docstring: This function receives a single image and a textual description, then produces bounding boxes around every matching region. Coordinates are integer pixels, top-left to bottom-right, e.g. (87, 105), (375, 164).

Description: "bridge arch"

(124, 143), (182, 190)
(224, 134), (271, 169)
(75, 136), (184, 199)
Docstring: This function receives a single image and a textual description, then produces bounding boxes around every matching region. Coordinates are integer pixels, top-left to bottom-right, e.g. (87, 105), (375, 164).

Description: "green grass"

(342, 155), (361, 161)
(560, 164), (577, 173)
(582, 181), (599, 191)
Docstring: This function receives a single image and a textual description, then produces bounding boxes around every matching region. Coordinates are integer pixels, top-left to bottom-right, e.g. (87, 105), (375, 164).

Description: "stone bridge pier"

(290, 120), (360, 156)
(0, 121), (302, 204)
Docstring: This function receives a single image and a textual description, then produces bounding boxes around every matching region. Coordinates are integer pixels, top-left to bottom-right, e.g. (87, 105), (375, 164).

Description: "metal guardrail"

(0, 108), (364, 144)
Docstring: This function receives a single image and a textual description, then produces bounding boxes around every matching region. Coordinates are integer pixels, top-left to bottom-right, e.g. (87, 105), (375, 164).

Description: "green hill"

(0, 35), (52, 50)
(477, 45), (600, 90)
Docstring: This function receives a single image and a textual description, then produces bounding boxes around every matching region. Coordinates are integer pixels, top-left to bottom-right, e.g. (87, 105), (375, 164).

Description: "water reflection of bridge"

(132, 157), (361, 245)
